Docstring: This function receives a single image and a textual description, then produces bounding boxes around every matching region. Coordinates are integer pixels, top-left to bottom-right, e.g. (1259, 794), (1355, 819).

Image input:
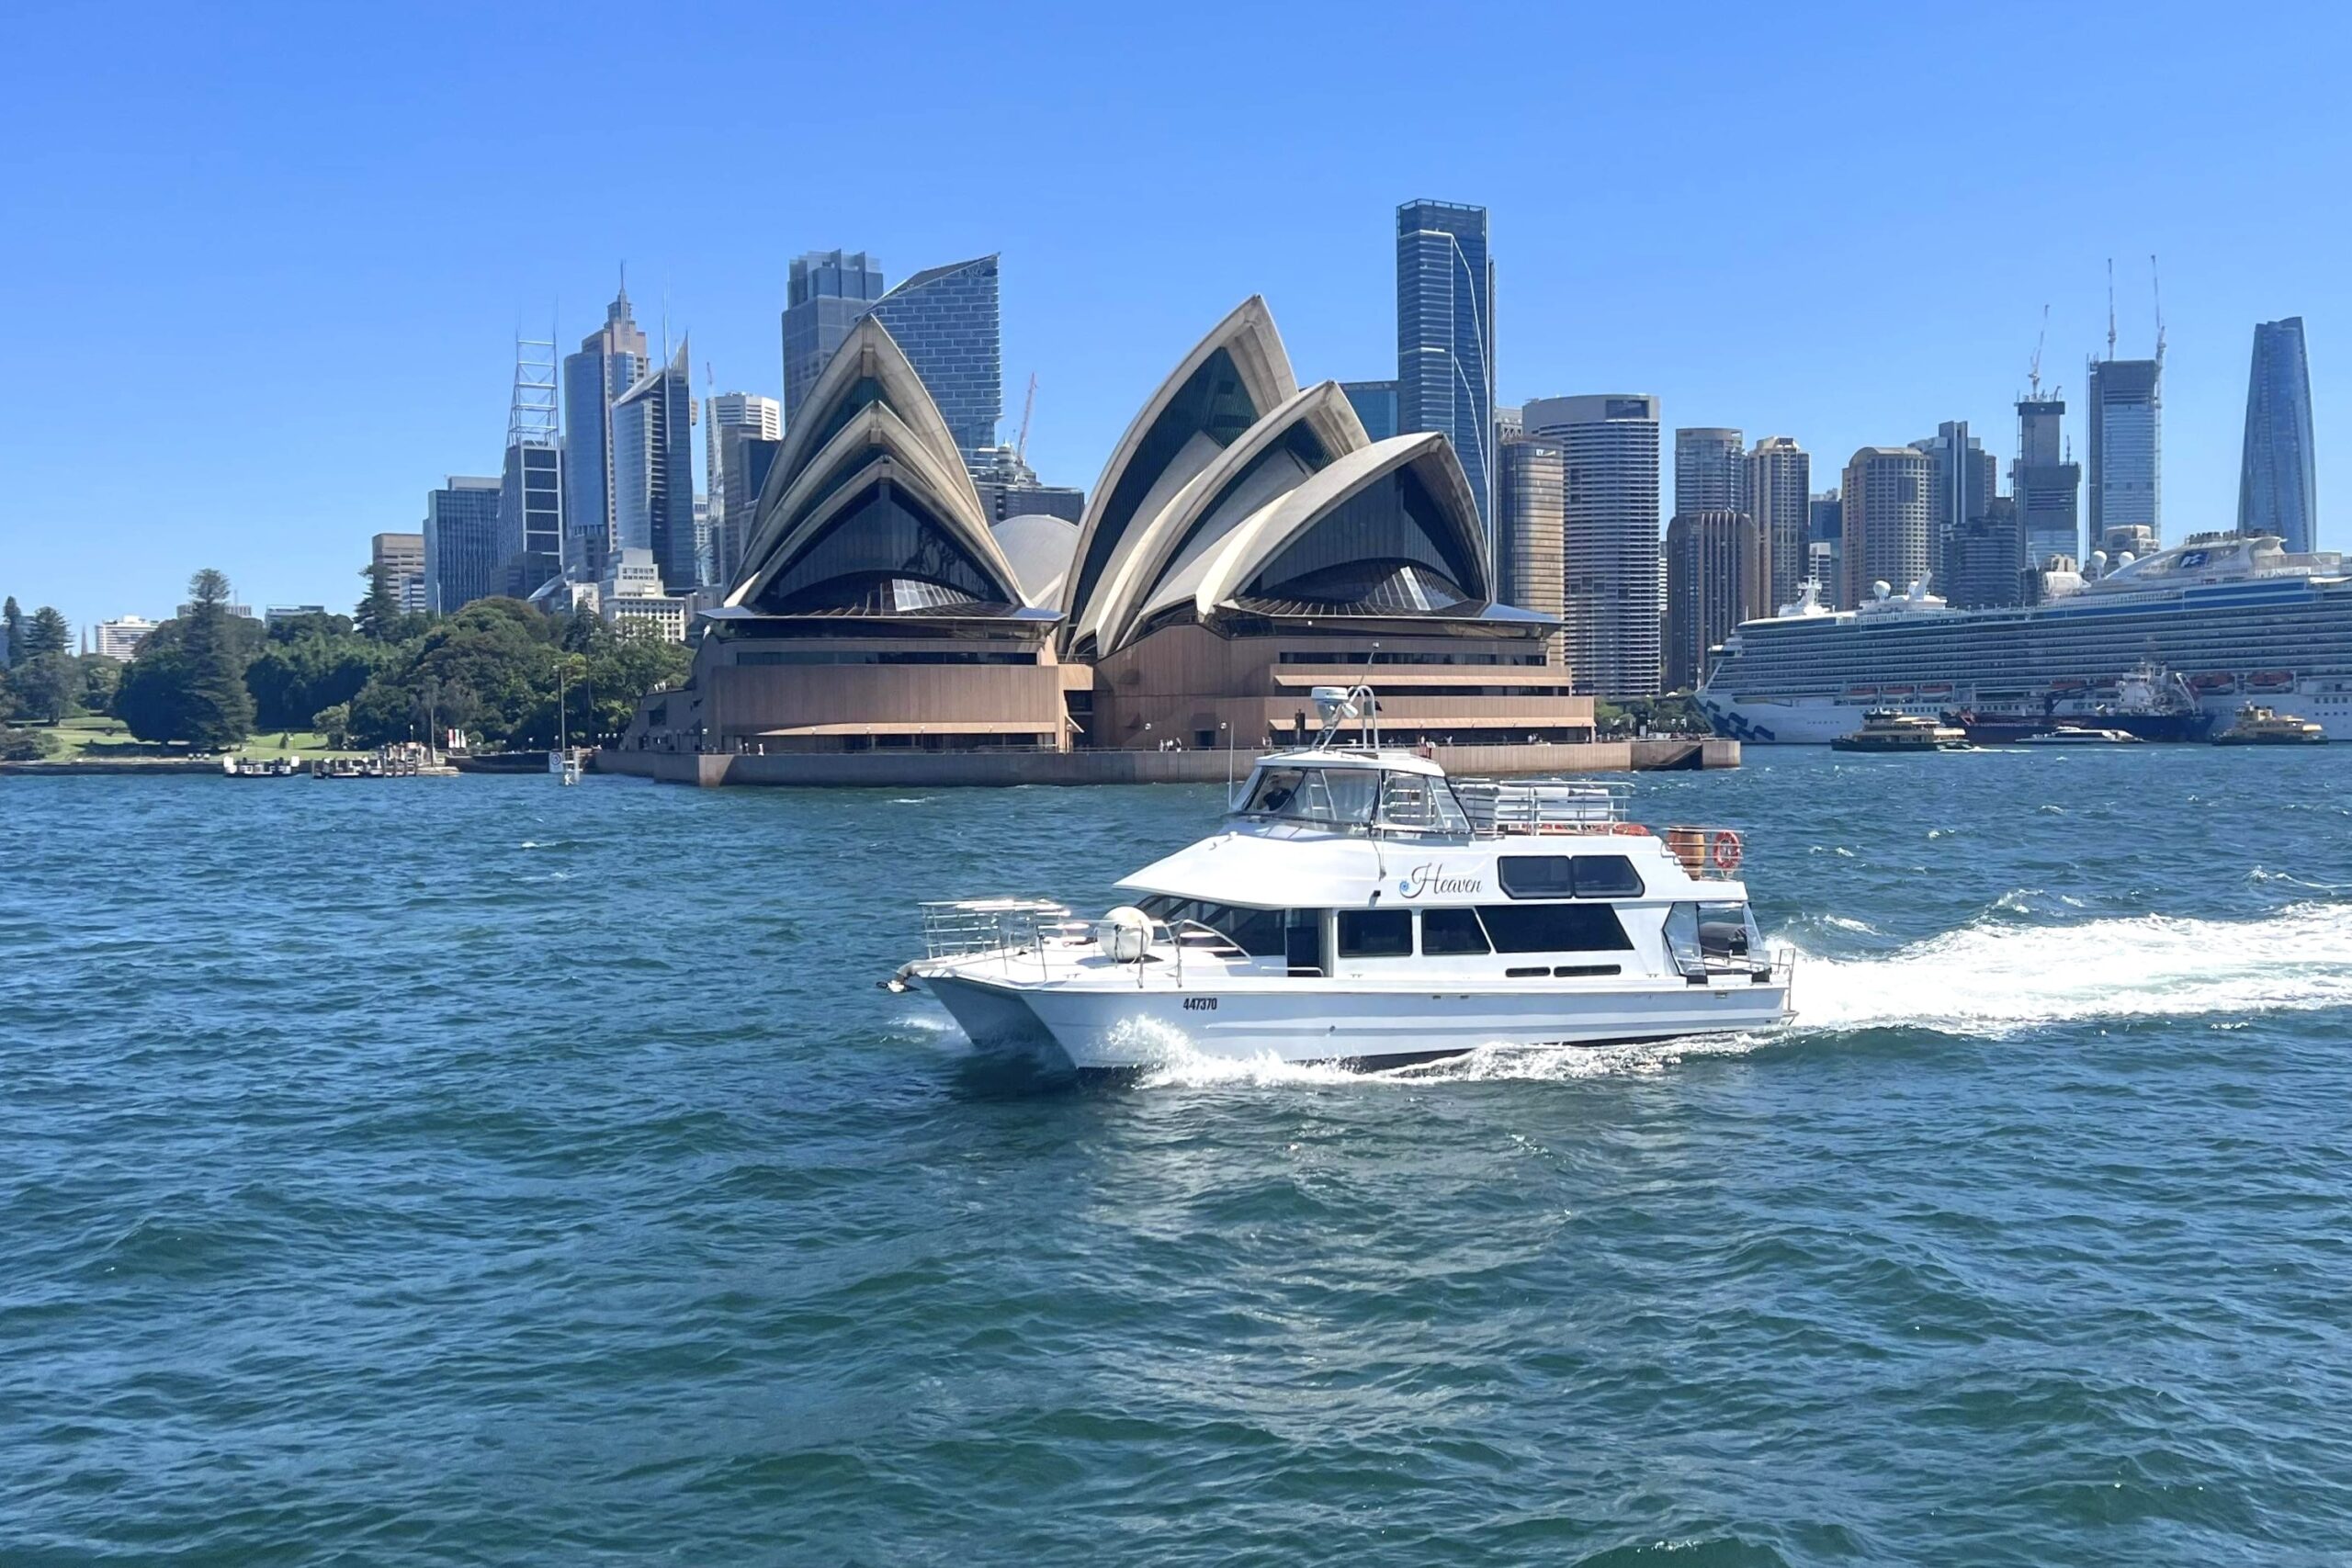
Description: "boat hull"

(1703, 689), (2352, 743)
(922, 972), (1792, 1071)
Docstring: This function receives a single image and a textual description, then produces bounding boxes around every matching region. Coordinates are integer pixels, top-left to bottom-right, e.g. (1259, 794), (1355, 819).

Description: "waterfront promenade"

(597, 736), (1737, 787)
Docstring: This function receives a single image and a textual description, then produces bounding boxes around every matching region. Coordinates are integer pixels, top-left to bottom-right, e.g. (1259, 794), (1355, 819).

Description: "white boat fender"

(1097, 907), (1154, 964)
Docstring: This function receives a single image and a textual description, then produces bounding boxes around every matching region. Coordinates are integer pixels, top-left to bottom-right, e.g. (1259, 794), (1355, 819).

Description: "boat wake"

(1785, 898), (2352, 1037)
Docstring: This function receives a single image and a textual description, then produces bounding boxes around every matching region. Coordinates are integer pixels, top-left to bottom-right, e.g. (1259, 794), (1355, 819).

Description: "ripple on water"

(3, 755), (2351, 1563)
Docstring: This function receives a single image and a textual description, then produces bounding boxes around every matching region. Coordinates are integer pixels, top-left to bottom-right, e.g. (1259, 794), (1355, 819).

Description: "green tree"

(178, 569), (255, 749)
(78, 653), (122, 715)
(10, 651), (79, 724)
(0, 726), (56, 761)
(2, 597), (22, 667)
(245, 626), (384, 730)
(115, 646), (193, 743)
(312, 702), (352, 749)
(21, 606), (71, 658)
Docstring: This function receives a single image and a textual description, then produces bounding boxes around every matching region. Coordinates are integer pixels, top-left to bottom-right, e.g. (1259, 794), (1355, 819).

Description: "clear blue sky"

(5, 0), (2347, 634)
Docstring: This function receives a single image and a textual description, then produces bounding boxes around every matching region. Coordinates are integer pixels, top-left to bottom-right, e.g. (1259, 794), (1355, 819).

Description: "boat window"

(1497, 856), (1576, 897)
(1242, 767), (1305, 814)
(1419, 907), (1491, 955)
(1476, 903), (1634, 953)
(1285, 908), (1327, 976)
(1664, 903), (1704, 976)
(1337, 908), (1414, 958)
(1498, 854), (1648, 899)
(1241, 764), (1377, 826)
(1697, 901), (1761, 963)
(1377, 771), (1471, 832)
(1132, 896), (1285, 957)
(1573, 855), (1645, 897)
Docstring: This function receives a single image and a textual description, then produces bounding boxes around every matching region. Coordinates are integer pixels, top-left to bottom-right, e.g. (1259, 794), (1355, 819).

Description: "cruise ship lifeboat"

(1881, 684), (1915, 699)
(2247, 670), (2296, 693)
(1920, 683), (1954, 698)
(1847, 684), (1878, 698)
(2191, 672), (2238, 694)
(2049, 677), (2088, 694)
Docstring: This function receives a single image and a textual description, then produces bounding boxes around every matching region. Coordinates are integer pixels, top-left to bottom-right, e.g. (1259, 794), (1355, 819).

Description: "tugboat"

(1830, 710), (1972, 752)
(2213, 705), (2328, 745)
(886, 685), (1792, 1072)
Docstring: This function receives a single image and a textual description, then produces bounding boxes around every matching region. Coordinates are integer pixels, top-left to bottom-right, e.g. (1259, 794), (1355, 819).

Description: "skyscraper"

(2087, 355), (2161, 551)
(717, 434), (784, 590)
(1340, 379), (1400, 442)
(706, 392), (783, 591)
(1912, 421), (1996, 592)
(1522, 395), (1661, 698)
(499, 334), (563, 598)
(1396, 199), (1496, 536)
(1495, 438), (1566, 668)
(1840, 447), (1933, 608)
(1809, 489), (1843, 605)
(1674, 427), (1747, 515)
(423, 476), (504, 614)
(1947, 496), (2025, 610)
(561, 283), (650, 578)
(866, 254), (1002, 466)
(1747, 436), (1811, 610)
(371, 532), (427, 615)
(2238, 316), (2317, 551)
(1664, 510), (1767, 691)
(2013, 396), (2081, 567)
(611, 341), (698, 593)
(781, 250), (886, 426)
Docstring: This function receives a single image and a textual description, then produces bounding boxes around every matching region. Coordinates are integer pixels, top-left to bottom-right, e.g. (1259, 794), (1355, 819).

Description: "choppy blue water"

(5, 749), (2351, 1565)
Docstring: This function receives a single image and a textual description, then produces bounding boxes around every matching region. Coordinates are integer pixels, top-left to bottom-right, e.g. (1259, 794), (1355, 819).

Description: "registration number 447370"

(1182, 996), (1219, 1011)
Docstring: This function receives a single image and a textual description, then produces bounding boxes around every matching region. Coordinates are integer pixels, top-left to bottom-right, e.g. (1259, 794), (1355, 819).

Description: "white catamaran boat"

(888, 686), (1793, 1072)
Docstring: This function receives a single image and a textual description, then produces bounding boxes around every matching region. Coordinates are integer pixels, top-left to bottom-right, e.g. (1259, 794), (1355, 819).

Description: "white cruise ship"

(1697, 533), (2352, 744)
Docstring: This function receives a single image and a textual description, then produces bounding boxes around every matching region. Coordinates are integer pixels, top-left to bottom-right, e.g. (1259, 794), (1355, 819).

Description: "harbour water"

(6, 750), (2351, 1563)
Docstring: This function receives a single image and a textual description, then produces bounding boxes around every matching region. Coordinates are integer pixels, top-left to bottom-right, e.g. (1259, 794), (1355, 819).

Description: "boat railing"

(919, 899), (1082, 974)
(1455, 779), (1631, 836)
(1663, 825), (1749, 881)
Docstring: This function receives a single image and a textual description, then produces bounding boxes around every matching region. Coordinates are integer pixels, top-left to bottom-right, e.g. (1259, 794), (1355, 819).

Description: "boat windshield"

(1238, 764), (1470, 833)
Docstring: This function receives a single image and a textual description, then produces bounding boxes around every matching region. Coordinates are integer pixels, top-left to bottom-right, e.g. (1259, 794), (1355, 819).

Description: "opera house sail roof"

(725, 317), (1041, 624)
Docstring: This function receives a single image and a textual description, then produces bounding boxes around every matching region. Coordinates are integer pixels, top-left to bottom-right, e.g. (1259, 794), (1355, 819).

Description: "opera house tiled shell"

(625, 300), (1589, 756)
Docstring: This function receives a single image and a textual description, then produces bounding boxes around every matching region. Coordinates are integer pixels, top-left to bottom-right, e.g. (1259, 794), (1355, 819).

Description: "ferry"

(888, 686), (1792, 1072)
(1828, 710), (1971, 752)
(2212, 705), (2327, 745)
(1698, 534), (2352, 743)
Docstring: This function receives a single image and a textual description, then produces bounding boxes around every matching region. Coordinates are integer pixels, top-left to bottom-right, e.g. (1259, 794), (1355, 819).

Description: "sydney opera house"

(622, 299), (1592, 755)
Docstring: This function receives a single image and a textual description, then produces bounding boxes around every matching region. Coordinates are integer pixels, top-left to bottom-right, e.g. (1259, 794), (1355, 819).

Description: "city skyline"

(7, 3), (2346, 634)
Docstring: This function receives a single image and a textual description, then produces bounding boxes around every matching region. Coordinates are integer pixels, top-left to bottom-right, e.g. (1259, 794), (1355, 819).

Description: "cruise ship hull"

(925, 972), (1792, 1071)
(1697, 536), (2352, 745)
(1701, 689), (2352, 745)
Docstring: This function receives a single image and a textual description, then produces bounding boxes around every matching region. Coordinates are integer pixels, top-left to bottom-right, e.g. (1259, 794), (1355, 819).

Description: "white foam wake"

(1786, 899), (2352, 1037)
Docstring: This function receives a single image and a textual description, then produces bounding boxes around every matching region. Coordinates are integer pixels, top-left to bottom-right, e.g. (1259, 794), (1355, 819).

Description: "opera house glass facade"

(625, 299), (1590, 756)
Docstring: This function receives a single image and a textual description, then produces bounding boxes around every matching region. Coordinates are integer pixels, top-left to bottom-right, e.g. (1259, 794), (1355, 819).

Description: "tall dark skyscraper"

(561, 283), (649, 577)
(1340, 379), (1400, 442)
(2087, 355), (2162, 552)
(2238, 316), (2317, 552)
(2014, 396), (2080, 568)
(781, 250), (886, 427)
(1913, 421), (1996, 592)
(423, 476), (503, 614)
(867, 254), (1002, 466)
(1396, 199), (1495, 536)
(612, 341), (699, 592)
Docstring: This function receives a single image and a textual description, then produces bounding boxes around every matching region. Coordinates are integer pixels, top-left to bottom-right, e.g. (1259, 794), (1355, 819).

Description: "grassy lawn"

(21, 717), (365, 761)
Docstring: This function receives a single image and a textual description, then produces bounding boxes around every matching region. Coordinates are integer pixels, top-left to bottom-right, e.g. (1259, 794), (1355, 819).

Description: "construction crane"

(2106, 257), (2118, 361)
(2029, 303), (2049, 397)
(2150, 254), (2165, 365)
(1014, 372), (1038, 467)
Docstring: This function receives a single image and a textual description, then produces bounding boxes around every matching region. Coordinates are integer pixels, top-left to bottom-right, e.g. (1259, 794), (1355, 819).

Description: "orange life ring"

(1610, 822), (1653, 837)
(1712, 829), (1744, 872)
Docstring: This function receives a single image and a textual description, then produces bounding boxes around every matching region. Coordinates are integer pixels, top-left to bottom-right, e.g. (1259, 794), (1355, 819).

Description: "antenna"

(2105, 258), (2117, 361)
(1015, 372), (1037, 466)
(2029, 303), (2049, 397)
(2150, 253), (2165, 366)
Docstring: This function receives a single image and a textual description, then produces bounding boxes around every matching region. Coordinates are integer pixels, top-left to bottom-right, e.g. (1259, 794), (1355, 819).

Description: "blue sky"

(5, 0), (2347, 633)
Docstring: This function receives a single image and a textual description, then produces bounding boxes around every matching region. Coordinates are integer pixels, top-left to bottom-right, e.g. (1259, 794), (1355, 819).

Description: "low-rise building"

(598, 548), (691, 642)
